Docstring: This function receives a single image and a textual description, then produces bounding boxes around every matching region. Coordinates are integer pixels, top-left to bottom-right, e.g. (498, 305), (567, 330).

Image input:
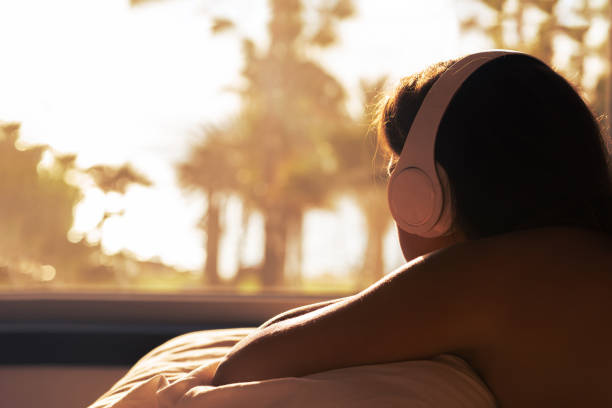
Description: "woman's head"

(377, 53), (612, 251)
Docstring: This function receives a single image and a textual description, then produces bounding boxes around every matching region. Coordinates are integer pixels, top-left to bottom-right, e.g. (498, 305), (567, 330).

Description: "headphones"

(387, 50), (522, 238)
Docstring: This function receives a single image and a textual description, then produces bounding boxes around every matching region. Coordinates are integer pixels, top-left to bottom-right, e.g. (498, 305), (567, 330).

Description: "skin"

(212, 225), (612, 407)
(396, 224), (466, 261)
(258, 297), (352, 329)
(257, 226), (460, 329)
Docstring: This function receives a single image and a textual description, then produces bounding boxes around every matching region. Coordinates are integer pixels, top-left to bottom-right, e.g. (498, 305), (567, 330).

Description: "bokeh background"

(1, 0), (610, 293)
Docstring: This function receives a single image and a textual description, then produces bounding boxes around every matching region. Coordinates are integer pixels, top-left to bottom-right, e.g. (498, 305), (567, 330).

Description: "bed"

(88, 327), (496, 408)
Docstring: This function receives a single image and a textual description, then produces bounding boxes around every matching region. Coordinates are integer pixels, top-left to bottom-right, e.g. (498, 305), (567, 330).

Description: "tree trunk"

(261, 205), (288, 287)
(202, 191), (221, 286)
(284, 211), (303, 287)
(360, 206), (386, 286)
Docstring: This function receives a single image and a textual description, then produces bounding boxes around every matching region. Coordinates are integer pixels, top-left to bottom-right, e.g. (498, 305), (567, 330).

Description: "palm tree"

(175, 0), (355, 288)
(460, 0), (606, 115)
(0, 123), (82, 283)
(327, 77), (391, 286)
(177, 125), (242, 285)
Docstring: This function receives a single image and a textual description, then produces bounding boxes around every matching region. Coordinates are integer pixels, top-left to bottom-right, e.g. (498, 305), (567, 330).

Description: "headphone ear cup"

(408, 163), (453, 238)
(388, 168), (436, 228)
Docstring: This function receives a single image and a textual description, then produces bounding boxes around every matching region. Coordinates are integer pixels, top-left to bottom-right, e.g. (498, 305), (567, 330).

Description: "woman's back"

(456, 227), (612, 407)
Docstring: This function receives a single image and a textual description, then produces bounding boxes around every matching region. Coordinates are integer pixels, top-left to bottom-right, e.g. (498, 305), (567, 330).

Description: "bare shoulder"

(453, 226), (612, 259)
(384, 227), (612, 323)
(465, 225), (612, 318)
(426, 227), (612, 325)
(409, 226), (612, 355)
(431, 226), (612, 283)
(439, 228), (612, 406)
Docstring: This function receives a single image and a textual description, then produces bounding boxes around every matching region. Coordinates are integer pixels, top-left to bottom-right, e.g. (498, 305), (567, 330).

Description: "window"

(1, 0), (610, 296)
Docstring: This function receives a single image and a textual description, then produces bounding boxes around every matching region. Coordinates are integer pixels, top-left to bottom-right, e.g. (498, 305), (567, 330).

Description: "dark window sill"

(0, 292), (340, 365)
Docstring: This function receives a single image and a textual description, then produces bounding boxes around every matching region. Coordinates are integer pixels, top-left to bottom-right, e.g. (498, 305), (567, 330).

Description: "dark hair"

(376, 54), (612, 239)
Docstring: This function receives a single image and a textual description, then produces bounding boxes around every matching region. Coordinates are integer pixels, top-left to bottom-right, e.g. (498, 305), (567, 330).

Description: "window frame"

(0, 292), (341, 365)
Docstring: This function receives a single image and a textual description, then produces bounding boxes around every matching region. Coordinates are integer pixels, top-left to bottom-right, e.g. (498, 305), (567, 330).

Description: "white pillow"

(89, 328), (496, 408)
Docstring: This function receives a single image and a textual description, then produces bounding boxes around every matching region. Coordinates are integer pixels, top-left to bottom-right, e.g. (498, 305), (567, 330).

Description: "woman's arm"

(212, 241), (500, 386)
(258, 297), (352, 329)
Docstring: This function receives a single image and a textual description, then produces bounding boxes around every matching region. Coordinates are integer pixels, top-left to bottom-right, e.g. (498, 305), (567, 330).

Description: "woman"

(212, 51), (612, 407)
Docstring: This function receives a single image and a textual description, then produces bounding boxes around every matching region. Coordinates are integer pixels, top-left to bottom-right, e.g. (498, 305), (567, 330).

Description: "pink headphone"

(387, 50), (521, 238)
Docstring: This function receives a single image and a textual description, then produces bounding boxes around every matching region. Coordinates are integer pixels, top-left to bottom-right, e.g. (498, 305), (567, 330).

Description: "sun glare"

(1, 0), (607, 289)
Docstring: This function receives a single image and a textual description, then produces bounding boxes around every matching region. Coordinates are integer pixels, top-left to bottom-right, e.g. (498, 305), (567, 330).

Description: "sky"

(1, 0), (594, 278)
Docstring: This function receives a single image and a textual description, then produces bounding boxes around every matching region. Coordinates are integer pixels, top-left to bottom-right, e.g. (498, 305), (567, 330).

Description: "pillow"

(88, 328), (496, 408)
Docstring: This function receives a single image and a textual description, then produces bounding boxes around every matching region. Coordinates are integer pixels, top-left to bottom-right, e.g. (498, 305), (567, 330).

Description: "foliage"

(0, 123), (84, 283)
(86, 164), (152, 195)
(178, 0), (357, 287)
(0, 122), (155, 286)
(327, 77), (391, 285)
(460, 0), (610, 120)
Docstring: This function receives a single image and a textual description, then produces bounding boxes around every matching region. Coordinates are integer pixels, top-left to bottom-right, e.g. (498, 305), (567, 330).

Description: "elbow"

(211, 354), (268, 386)
(211, 324), (297, 385)
(211, 343), (266, 386)
(211, 358), (232, 386)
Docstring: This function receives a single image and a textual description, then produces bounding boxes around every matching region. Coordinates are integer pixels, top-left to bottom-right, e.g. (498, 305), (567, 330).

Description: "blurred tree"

(80, 160), (153, 286)
(235, 0), (355, 287)
(460, 0), (609, 122)
(570, 0), (611, 122)
(0, 122), (154, 286)
(0, 123), (84, 283)
(178, 0), (356, 288)
(328, 77), (390, 286)
(86, 163), (152, 194)
(460, 0), (558, 62)
(178, 125), (241, 285)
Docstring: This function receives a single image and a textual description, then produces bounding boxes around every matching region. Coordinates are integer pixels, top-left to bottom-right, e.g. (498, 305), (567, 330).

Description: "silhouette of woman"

(212, 51), (612, 407)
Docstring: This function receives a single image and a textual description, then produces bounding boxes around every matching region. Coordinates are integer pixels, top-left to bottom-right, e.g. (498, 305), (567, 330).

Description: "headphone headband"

(388, 50), (522, 237)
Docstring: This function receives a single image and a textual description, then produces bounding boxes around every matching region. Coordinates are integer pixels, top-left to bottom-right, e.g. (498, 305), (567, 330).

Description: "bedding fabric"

(88, 328), (496, 408)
